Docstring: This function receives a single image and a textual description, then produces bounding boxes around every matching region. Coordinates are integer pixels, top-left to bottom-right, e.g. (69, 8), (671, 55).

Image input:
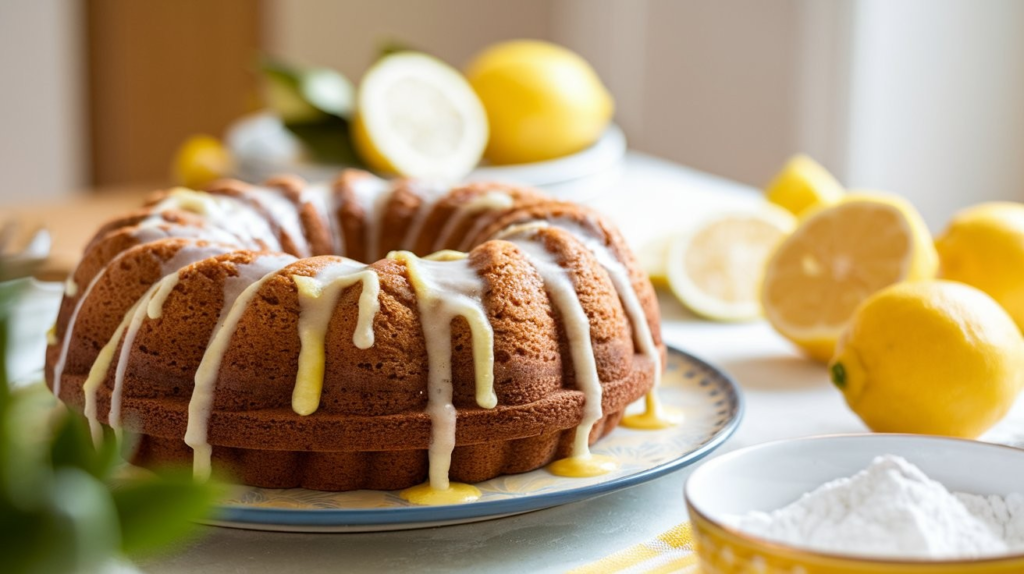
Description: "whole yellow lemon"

(936, 202), (1024, 331)
(465, 40), (613, 165)
(173, 135), (232, 189)
(830, 280), (1024, 438)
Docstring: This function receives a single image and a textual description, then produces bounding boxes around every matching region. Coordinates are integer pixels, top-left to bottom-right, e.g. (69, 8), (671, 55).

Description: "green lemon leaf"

(112, 472), (225, 557)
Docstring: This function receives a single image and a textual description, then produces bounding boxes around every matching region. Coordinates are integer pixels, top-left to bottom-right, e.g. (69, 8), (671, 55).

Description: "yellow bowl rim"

(684, 432), (1024, 566)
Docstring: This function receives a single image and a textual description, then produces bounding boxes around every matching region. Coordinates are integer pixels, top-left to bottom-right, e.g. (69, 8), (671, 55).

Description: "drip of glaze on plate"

(499, 223), (619, 478)
(389, 250), (497, 505)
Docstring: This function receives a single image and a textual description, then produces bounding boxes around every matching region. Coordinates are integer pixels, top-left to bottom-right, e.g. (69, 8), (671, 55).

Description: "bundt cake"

(44, 170), (667, 502)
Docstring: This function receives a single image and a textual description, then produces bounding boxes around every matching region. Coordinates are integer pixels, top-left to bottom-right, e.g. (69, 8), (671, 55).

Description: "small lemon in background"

(936, 202), (1024, 331)
(830, 280), (1024, 438)
(665, 207), (796, 321)
(172, 135), (233, 189)
(465, 40), (614, 165)
(765, 154), (844, 217)
(761, 193), (937, 362)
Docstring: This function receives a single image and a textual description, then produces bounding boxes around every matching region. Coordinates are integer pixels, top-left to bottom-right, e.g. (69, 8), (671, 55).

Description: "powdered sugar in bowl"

(684, 434), (1024, 573)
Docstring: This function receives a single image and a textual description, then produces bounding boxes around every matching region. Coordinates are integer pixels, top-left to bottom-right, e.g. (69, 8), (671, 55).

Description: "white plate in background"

(225, 112), (627, 199)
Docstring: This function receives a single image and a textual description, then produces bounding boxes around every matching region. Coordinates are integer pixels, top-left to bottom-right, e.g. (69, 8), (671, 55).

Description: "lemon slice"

(765, 154), (844, 216)
(761, 193), (938, 362)
(353, 52), (488, 180)
(665, 207), (796, 321)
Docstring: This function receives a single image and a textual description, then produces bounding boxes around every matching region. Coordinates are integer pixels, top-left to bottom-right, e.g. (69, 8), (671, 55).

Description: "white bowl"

(684, 434), (1024, 573)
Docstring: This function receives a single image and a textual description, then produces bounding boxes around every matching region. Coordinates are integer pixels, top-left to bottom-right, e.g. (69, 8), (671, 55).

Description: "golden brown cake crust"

(45, 171), (664, 491)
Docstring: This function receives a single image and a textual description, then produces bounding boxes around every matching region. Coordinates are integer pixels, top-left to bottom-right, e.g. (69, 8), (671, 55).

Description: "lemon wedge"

(353, 52), (488, 180)
(761, 193), (938, 362)
(666, 207), (796, 321)
(765, 154), (844, 216)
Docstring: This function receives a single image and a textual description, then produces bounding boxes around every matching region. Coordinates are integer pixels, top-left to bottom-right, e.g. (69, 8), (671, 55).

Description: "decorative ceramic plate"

(208, 345), (743, 532)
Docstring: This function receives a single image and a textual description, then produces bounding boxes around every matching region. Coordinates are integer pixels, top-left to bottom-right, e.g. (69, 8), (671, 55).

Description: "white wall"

(265, 0), (553, 80)
(0, 0), (84, 204)
(555, 0), (804, 189)
(841, 0), (1024, 228)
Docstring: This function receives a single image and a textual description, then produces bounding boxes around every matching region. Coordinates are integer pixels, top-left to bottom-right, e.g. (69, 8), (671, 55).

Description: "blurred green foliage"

(0, 276), (224, 574)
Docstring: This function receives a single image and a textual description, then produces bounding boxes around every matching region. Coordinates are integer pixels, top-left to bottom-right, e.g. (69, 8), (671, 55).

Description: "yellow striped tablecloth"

(569, 523), (699, 574)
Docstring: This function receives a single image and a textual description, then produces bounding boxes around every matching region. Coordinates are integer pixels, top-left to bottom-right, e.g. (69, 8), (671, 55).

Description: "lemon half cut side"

(353, 52), (488, 181)
(761, 193), (938, 362)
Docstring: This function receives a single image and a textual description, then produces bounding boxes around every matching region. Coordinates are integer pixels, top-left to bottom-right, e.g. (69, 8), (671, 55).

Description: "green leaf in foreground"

(112, 472), (226, 558)
(49, 412), (119, 481)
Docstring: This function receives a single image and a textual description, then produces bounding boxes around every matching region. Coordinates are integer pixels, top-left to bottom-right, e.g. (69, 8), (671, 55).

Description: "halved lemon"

(761, 193), (938, 362)
(666, 207), (796, 321)
(352, 52), (488, 180)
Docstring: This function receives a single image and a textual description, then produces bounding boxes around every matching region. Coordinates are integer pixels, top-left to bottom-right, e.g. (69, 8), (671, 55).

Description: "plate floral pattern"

(211, 346), (742, 532)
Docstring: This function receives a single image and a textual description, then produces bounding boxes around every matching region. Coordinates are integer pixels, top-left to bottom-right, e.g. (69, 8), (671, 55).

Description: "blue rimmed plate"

(208, 345), (743, 532)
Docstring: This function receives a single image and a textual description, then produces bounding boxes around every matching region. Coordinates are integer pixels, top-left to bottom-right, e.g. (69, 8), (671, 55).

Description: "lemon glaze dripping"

(292, 259), (380, 416)
(185, 254), (297, 480)
(622, 393), (684, 430)
(80, 243), (232, 445)
(389, 250), (496, 495)
(432, 190), (514, 252)
(498, 223), (620, 478)
(399, 482), (482, 506)
(82, 297), (142, 446)
(547, 454), (619, 478)
(551, 219), (675, 430)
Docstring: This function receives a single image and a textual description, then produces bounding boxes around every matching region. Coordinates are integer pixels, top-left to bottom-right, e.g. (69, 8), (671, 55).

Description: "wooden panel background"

(86, 0), (263, 186)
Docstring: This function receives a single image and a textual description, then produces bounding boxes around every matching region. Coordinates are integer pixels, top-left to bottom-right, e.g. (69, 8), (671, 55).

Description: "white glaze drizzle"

(390, 251), (496, 490)
(400, 180), (450, 250)
(346, 174), (391, 261)
(64, 276), (78, 297)
(550, 219), (663, 399)
(431, 191), (515, 252)
(52, 266), (110, 397)
(303, 183), (346, 256)
(149, 188), (281, 251)
(131, 220), (240, 248)
(82, 296), (141, 445)
(81, 244), (231, 444)
(184, 254), (298, 480)
(247, 187), (312, 257)
(498, 223), (603, 458)
(292, 259), (381, 416)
